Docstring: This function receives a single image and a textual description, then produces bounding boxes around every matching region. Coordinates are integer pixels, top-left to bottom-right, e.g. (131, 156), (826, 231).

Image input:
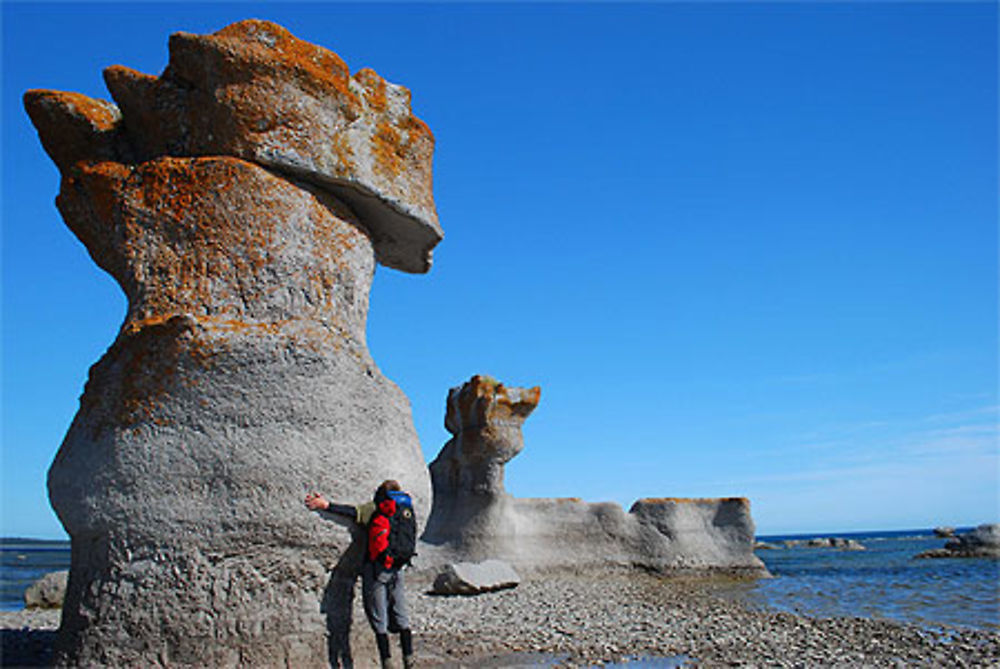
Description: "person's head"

(374, 479), (401, 503)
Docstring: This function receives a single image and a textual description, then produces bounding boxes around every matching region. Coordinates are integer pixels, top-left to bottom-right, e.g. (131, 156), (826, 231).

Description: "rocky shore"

(407, 569), (999, 667)
(6, 568), (996, 667)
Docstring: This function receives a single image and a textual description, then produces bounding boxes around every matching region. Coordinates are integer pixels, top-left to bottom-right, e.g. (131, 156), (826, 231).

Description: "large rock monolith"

(25, 20), (440, 667)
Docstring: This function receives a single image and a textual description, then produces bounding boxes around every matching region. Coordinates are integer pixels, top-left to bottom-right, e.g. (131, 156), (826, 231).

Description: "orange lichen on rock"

(444, 375), (541, 439)
(401, 114), (434, 145)
(56, 156), (376, 349)
(23, 89), (123, 171)
(111, 314), (190, 427)
(206, 19), (357, 104)
(372, 121), (404, 177)
(355, 68), (388, 113)
(35, 90), (119, 130)
(452, 375), (542, 429)
(66, 161), (130, 224)
(27, 19), (443, 274)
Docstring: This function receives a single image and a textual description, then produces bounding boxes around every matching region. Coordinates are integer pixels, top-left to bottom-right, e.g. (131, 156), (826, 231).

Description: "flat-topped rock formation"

(25, 20), (439, 667)
(421, 376), (766, 575)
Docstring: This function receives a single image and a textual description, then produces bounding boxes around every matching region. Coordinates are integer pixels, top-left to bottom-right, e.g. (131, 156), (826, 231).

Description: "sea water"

(0, 538), (70, 612)
(1, 530), (997, 632)
(749, 528), (1000, 632)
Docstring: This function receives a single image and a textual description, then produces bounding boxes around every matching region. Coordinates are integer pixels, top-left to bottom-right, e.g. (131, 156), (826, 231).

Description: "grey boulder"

(918, 523), (1000, 559)
(23, 570), (68, 609)
(432, 560), (521, 595)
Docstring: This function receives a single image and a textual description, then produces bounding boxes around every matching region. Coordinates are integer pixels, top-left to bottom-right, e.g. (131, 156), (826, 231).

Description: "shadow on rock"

(322, 525), (367, 668)
(1, 628), (57, 667)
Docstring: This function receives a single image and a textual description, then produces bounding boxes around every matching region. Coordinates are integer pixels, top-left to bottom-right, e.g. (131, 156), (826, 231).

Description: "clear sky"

(2, 2), (997, 539)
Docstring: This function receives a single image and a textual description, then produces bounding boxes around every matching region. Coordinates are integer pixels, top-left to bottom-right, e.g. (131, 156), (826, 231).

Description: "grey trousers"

(362, 562), (410, 635)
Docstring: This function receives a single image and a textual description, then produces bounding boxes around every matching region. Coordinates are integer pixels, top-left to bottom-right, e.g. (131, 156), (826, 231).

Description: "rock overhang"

(25, 18), (442, 274)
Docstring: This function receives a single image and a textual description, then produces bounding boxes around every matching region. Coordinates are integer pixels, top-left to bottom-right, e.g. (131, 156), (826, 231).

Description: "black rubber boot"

(376, 633), (391, 668)
(400, 629), (413, 667)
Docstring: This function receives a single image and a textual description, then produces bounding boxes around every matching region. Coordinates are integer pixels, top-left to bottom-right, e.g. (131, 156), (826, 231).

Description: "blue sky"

(2, 2), (997, 539)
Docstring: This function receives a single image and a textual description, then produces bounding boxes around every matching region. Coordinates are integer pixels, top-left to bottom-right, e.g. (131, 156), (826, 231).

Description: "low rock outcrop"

(782, 537), (866, 551)
(421, 376), (766, 575)
(23, 571), (68, 610)
(917, 524), (1000, 559)
(25, 20), (440, 667)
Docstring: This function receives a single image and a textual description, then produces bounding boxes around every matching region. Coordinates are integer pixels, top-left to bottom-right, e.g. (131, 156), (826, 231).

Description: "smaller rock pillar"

(422, 376), (540, 556)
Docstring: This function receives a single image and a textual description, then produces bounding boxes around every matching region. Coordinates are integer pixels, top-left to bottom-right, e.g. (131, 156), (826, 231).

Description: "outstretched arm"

(305, 491), (357, 520)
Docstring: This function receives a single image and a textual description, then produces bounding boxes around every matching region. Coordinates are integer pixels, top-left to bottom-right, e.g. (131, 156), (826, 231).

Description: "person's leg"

(363, 563), (392, 667)
(388, 570), (413, 667)
(375, 633), (391, 668)
(399, 629), (413, 668)
(387, 569), (411, 630)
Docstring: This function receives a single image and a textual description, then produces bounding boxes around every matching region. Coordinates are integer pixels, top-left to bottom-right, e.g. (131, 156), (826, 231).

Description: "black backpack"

(377, 490), (417, 568)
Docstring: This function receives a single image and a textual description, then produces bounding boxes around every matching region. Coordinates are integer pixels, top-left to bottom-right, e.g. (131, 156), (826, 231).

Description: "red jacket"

(368, 498), (397, 568)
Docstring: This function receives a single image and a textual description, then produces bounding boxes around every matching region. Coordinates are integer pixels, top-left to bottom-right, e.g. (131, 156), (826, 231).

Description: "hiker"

(306, 480), (416, 669)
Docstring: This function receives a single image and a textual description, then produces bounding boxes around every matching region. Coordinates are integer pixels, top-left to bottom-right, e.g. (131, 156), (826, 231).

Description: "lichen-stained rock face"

(23, 90), (128, 169)
(24, 20), (437, 668)
(101, 19), (441, 273)
(440, 375), (542, 494)
(57, 156), (375, 345)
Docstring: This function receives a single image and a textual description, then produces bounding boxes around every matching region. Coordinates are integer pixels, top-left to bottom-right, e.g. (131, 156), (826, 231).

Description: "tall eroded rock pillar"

(423, 376), (541, 556)
(25, 20), (441, 666)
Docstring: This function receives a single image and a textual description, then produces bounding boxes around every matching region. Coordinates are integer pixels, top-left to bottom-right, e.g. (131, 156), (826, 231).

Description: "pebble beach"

(5, 567), (997, 667)
(407, 568), (1000, 667)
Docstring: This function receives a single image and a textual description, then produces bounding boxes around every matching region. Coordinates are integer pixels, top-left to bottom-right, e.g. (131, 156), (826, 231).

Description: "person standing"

(306, 480), (416, 669)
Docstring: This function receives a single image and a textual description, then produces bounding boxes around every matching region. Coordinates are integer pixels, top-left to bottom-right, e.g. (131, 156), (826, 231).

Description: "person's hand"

(305, 491), (329, 511)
